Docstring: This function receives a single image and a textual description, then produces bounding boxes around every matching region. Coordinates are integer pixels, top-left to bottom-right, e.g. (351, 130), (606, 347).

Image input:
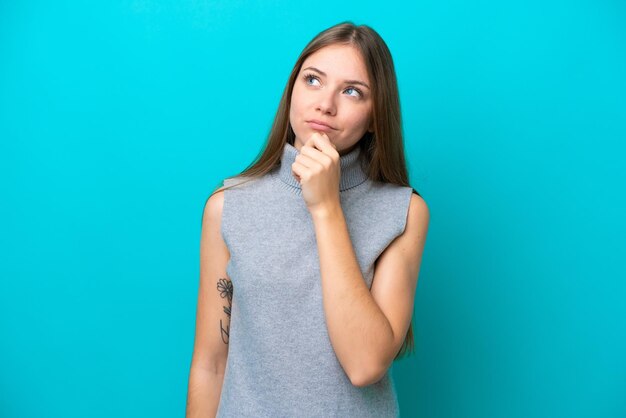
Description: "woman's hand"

(291, 132), (341, 217)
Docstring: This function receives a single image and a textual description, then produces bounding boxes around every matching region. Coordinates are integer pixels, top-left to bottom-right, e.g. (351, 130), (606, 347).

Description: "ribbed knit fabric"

(215, 141), (414, 418)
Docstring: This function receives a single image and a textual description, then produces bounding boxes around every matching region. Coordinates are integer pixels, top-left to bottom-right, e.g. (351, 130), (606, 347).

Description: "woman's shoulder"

(212, 176), (262, 195)
(222, 175), (249, 188)
(365, 180), (427, 213)
(367, 179), (414, 195)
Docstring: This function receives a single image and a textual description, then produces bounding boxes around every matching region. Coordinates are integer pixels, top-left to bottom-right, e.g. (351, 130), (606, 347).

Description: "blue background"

(1, 1), (625, 417)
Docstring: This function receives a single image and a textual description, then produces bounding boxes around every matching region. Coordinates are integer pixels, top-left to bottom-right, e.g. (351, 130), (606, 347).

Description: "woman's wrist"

(309, 199), (343, 222)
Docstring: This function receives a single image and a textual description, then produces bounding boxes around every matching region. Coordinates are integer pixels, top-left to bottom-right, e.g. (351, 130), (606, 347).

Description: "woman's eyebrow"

(302, 66), (370, 90)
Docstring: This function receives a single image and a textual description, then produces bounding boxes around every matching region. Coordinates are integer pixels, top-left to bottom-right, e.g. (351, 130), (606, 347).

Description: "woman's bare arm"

(186, 189), (232, 418)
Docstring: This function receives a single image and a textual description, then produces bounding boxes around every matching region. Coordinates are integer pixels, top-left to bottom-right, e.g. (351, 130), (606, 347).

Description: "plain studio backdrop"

(1, 1), (624, 417)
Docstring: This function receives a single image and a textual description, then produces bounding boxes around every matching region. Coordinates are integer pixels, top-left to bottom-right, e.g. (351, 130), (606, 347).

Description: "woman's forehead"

(301, 44), (369, 82)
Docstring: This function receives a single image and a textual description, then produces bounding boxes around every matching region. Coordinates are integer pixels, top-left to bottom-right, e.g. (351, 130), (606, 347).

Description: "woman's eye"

(345, 87), (362, 98)
(304, 74), (320, 86)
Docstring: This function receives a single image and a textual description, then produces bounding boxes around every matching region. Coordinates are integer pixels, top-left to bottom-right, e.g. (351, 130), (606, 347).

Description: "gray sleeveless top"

(216, 141), (413, 418)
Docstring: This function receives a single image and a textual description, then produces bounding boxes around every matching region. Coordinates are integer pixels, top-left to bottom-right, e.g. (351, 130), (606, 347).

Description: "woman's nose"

(316, 91), (336, 115)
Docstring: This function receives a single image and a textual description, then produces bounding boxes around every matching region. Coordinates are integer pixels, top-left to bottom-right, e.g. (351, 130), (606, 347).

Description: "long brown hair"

(207, 21), (421, 360)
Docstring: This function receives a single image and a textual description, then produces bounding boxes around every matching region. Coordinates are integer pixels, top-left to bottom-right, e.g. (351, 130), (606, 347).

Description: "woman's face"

(289, 43), (373, 155)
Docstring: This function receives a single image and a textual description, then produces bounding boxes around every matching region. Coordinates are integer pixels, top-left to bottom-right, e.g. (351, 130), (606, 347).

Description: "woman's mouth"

(306, 120), (336, 132)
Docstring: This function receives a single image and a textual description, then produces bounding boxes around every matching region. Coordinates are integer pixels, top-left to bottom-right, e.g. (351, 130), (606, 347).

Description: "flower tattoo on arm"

(217, 277), (233, 344)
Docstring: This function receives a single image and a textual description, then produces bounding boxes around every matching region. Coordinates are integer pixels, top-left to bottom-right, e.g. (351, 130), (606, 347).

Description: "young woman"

(186, 21), (430, 417)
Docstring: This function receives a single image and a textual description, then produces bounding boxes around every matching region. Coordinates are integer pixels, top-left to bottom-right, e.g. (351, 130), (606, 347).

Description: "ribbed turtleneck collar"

(277, 141), (369, 194)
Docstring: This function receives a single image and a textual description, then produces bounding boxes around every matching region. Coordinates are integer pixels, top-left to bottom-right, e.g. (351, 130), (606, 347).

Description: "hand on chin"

(291, 132), (342, 215)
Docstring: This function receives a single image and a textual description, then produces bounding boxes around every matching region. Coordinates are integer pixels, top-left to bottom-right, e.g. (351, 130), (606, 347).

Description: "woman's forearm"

(186, 367), (225, 418)
(310, 202), (395, 386)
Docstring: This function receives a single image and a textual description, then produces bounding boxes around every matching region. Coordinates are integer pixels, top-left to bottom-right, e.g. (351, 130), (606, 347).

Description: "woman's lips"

(306, 121), (335, 132)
